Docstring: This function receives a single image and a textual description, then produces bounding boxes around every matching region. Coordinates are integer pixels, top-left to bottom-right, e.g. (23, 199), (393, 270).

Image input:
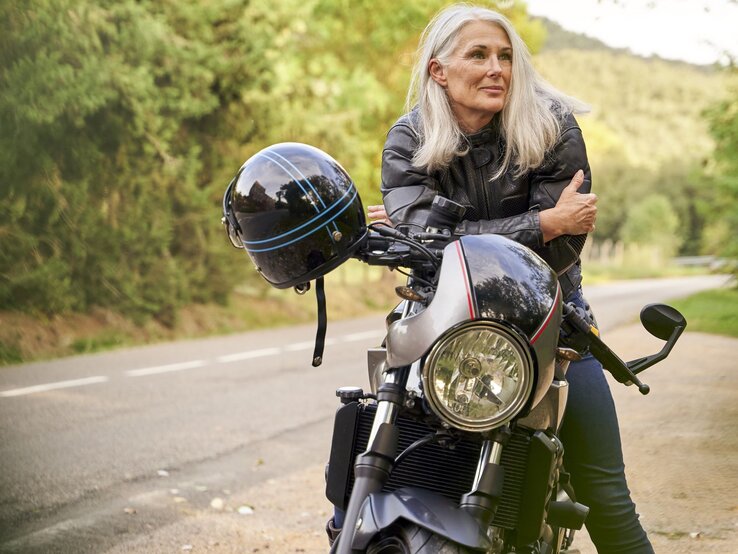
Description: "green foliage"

(702, 74), (738, 264)
(0, 0), (547, 321)
(0, 0), (238, 320)
(0, 0), (729, 324)
(620, 194), (682, 258)
(0, 342), (24, 365)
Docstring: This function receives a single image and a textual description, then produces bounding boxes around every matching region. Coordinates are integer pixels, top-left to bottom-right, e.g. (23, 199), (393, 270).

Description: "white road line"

(217, 348), (282, 363)
(126, 360), (206, 377)
(1, 330), (387, 398)
(342, 330), (386, 342)
(284, 341), (314, 352)
(0, 376), (109, 398)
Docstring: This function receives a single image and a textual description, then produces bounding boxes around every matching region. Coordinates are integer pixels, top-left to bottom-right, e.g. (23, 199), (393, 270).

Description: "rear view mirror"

(640, 304), (687, 341)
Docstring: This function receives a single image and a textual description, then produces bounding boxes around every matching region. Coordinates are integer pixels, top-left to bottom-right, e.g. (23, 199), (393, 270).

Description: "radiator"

(325, 401), (533, 530)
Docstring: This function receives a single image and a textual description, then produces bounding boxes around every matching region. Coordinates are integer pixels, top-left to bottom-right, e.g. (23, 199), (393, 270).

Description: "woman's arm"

(528, 117), (596, 272)
(531, 119), (597, 241)
(381, 120), (441, 231)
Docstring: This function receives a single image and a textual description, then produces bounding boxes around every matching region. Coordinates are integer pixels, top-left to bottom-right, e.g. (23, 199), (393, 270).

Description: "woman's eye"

(499, 52), (512, 62)
(470, 51), (486, 60)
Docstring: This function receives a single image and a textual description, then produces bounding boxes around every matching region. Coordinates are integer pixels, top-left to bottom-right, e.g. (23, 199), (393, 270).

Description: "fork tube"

(367, 368), (403, 446)
(472, 439), (503, 489)
(461, 431), (508, 529)
(335, 364), (410, 554)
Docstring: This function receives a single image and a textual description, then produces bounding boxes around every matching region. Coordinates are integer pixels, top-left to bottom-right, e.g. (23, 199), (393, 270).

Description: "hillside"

(530, 26), (729, 247)
(536, 17), (621, 54)
(535, 49), (725, 167)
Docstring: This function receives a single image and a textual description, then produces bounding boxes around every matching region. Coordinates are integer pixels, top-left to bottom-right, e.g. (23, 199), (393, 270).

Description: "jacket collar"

(464, 115), (502, 147)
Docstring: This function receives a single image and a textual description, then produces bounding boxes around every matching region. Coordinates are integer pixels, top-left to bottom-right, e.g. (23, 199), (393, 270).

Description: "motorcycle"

(222, 143), (687, 554)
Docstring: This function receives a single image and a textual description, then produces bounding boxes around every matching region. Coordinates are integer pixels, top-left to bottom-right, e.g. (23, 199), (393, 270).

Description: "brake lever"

(561, 304), (650, 395)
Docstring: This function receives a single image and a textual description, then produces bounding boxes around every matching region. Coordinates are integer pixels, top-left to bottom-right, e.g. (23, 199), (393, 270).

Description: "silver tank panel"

(386, 240), (474, 368)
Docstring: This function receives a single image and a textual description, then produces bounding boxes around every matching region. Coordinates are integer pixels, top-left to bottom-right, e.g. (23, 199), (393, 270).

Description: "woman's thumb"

(567, 169), (585, 191)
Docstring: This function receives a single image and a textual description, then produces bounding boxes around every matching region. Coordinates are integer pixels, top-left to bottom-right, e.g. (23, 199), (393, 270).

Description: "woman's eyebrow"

(467, 44), (512, 51)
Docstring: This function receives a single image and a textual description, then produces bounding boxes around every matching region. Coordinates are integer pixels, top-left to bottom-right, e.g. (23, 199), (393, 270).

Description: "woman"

(369, 4), (653, 553)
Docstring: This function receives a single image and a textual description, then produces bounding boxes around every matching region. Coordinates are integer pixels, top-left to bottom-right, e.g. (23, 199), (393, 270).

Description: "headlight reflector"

(422, 321), (533, 432)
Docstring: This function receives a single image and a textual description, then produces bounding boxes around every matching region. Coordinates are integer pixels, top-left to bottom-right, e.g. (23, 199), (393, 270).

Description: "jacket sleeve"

(453, 211), (543, 249)
(528, 115), (591, 274)
(381, 120), (544, 245)
(381, 121), (439, 231)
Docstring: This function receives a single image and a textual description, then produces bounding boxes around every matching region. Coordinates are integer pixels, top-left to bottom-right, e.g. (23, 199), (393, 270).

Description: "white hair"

(406, 3), (589, 176)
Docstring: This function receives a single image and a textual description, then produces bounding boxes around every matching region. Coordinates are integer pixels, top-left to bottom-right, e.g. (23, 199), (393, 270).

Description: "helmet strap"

(312, 276), (327, 367)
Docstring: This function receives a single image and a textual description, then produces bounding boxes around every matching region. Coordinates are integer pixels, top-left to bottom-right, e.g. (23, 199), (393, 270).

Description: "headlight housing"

(422, 321), (534, 432)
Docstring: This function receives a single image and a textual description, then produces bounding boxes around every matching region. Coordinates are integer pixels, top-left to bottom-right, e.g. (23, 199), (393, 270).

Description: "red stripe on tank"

(531, 283), (561, 345)
(455, 241), (475, 319)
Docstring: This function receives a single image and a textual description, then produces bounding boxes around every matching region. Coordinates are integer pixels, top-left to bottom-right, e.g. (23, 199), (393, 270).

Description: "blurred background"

(1, 0), (736, 364)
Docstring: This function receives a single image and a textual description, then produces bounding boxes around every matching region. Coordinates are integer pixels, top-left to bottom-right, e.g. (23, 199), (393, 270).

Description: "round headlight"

(422, 321), (534, 432)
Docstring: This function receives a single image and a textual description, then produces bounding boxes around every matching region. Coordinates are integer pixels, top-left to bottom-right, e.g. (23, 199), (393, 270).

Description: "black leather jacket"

(381, 110), (591, 299)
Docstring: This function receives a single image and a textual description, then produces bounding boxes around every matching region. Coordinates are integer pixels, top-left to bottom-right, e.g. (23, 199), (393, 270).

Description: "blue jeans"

(561, 289), (654, 553)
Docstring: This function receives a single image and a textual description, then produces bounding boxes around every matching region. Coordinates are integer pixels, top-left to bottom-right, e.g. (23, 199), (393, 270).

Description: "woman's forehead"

(455, 20), (511, 49)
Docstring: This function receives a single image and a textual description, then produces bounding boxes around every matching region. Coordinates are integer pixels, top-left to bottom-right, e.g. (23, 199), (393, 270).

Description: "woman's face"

(430, 20), (512, 132)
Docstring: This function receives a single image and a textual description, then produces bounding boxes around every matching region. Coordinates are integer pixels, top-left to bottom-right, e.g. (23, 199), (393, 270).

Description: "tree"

(702, 77), (738, 262)
(620, 194), (683, 259)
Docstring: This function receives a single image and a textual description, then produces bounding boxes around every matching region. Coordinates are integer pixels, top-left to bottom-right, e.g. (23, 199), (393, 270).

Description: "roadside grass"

(669, 286), (738, 338)
(0, 266), (402, 367)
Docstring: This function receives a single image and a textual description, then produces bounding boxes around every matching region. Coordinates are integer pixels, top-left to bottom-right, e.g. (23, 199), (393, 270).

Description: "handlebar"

(353, 225), (448, 270)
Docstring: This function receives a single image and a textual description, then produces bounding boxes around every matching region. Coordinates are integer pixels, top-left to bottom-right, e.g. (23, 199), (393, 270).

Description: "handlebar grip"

(426, 196), (466, 232)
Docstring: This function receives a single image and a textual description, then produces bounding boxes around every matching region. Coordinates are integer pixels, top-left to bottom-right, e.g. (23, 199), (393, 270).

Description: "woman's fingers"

(367, 205), (393, 226)
(367, 205), (387, 220)
(564, 169), (585, 193)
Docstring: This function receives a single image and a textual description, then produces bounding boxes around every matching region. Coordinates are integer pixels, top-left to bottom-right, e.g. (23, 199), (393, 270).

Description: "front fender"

(351, 487), (491, 551)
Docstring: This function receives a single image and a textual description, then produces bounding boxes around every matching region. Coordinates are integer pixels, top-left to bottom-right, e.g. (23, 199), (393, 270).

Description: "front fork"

(334, 366), (409, 554)
(461, 432), (509, 529)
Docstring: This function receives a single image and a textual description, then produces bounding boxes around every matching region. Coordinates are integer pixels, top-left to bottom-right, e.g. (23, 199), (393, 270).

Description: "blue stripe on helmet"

(245, 187), (359, 253)
(268, 149), (341, 234)
(241, 182), (356, 246)
(256, 152), (321, 214)
(256, 151), (336, 245)
(268, 150), (327, 209)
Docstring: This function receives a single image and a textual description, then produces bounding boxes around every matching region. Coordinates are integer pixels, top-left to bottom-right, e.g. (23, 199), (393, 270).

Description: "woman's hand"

(539, 170), (597, 243)
(367, 205), (393, 226)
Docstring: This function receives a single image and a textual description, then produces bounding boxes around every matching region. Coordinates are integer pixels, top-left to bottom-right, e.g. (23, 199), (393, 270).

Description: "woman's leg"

(560, 355), (654, 554)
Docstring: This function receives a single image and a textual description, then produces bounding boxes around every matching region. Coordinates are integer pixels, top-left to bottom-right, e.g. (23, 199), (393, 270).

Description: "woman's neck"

(454, 111), (495, 134)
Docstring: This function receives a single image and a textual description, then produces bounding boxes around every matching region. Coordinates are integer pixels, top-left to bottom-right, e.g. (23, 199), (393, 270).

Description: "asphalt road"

(0, 274), (730, 553)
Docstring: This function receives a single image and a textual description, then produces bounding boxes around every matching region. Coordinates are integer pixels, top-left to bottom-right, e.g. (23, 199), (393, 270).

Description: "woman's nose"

(487, 56), (502, 76)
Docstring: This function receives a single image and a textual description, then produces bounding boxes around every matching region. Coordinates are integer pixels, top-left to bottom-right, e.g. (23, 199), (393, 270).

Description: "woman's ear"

(429, 59), (447, 87)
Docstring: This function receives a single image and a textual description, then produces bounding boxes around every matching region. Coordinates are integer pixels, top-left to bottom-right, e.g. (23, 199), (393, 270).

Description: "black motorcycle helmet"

(222, 143), (367, 289)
